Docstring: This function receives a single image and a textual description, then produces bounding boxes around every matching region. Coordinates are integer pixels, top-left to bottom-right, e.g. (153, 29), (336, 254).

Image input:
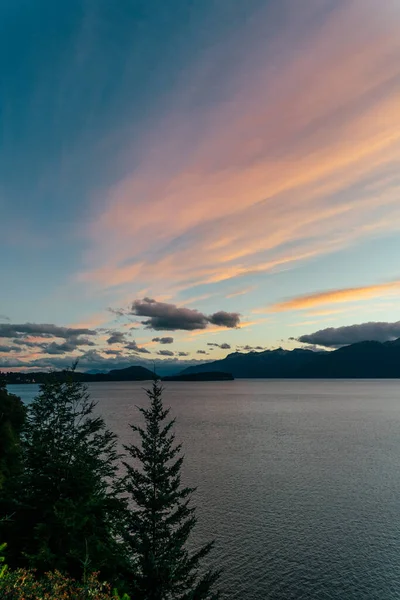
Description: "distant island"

(2, 365), (157, 385)
(162, 371), (234, 382)
(4, 338), (400, 383)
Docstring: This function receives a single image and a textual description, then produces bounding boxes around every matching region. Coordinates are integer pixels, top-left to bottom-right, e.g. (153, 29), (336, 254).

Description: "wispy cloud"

(269, 281), (400, 312)
(226, 286), (256, 299)
(78, 0), (400, 298)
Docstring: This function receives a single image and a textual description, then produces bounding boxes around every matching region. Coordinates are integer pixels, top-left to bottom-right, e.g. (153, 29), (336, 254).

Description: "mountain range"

(181, 338), (400, 379)
(4, 338), (400, 384)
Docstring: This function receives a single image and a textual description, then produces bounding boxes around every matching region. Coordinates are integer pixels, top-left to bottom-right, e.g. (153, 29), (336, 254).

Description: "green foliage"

(1, 371), (127, 585)
(0, 379), (26, 490)
(0, 542), (7, 579)
(123, 380), (220, 600)
(0, 567), (130, 599)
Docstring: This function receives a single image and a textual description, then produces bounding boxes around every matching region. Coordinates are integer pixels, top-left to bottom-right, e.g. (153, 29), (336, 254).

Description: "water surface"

(9, 379), (400, 599)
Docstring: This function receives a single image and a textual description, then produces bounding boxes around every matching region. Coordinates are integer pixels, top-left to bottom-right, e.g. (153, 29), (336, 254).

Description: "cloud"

(0, 315), (10, 322)
(130, 298), (240, 331)
(197, 350), (208, 355)
(207, 342), (231, 349)
(158, 349), (174, 356)
(297, 321), (400, 348)
(178, 351), (189, 356)
(107, 307), (126, 318)
(226, 286), (255, 298)
(0, 345), (22, 354)
(237, 345), (265, 352)
(208, 311), (240, 328)
(152, 336), (174, 344)
(106, 331), (126, 345)
(0, 324), (98, 358)
(79, 0), (400, 299)
(0, 323), (97, 339)
(41, 338), (96, 355)
(125, 340), (151, 354)
(269, 281), (400, 312)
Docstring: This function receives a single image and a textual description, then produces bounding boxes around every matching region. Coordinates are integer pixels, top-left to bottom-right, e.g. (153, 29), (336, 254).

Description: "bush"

(0, 568), (130, 599)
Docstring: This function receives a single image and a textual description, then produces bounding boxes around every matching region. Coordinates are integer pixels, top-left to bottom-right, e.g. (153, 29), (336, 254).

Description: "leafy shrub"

(0, 568), (130, 599)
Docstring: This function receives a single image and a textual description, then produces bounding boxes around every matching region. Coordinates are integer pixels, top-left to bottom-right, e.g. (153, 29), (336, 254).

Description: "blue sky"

(1, 0), (400, 372)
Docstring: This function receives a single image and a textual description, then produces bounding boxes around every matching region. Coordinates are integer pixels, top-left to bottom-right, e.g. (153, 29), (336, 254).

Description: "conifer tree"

(1, 370), (127, 585)
(123, 379), (220, 600)
(0, 379), (26, 490)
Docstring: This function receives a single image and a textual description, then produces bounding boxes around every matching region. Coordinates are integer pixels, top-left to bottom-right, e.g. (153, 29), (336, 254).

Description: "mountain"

(298, 340), (400, 378)
(105, 366), (156, 381)
(181, 348), (319, 378)
(180, 339), (400, 378)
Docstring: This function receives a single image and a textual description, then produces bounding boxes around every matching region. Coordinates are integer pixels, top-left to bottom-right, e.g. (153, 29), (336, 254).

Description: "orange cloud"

(269, 281), (400, 312)
(78, 0), (400, 298)
(306, 308), (358, 317)
(226, 286), (255, 299)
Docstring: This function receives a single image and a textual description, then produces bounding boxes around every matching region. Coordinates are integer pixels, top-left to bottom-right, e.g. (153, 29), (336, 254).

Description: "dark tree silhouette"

(1, 371), (127, 586)
(0, 379), (26, 491)
(123, 379), (220, 600)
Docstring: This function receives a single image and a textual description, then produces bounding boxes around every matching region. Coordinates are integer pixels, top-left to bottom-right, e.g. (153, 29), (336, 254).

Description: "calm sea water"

(8, 379), (400, 600)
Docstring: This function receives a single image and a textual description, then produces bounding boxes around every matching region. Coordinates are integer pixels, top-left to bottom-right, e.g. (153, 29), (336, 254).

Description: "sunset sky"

(1, 0), (400, 373)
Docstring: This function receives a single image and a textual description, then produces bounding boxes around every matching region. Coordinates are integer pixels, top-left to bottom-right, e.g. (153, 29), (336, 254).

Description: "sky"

(1, 0), (400, 373)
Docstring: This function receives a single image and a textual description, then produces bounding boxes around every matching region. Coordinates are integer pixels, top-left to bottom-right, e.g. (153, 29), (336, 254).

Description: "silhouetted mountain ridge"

(180, 339), (400, 378)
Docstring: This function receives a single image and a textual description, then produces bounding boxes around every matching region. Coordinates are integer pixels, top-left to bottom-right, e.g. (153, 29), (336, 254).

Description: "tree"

(1, 371), (127, 586)
(123, 379), (220, 600)
(0, 380), (26, 490)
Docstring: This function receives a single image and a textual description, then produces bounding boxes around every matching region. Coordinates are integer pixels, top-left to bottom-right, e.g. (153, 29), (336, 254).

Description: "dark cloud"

(197, 350), (209, 355)
(125, 341), (151, 354)
(108, 307), (125, 318)
(41, 337), (96, 355)
(152, 337), (174, 344)
(0, 315), (10, 321)
(2, 335), (95, 356)
(12, 339), (41, 348)
(178, 352), (189, 356)
(0, 345), (22, 354)
(158, 349), (174, 356)
(130, 298), (240, 331)
(0, 323), (97, 340)
(103, 349), (122, 356)
(297, 321), (400, 348)
(208, 311), (240, 328)
(106, 331), (126, 345)
(207, 342), (231, 349)
(132, 298), (208, 330)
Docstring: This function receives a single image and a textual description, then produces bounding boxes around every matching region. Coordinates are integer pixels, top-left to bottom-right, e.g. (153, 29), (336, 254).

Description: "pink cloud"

(78, 0), (400, 297)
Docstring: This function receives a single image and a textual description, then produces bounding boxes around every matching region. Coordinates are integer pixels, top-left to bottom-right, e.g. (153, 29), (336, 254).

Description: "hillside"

(180, 339), (400, 378)
(180, 348), (319, 378)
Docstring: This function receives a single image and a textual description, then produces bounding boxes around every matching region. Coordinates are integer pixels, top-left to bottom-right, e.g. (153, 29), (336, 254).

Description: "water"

(8, 379), (400, 599)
